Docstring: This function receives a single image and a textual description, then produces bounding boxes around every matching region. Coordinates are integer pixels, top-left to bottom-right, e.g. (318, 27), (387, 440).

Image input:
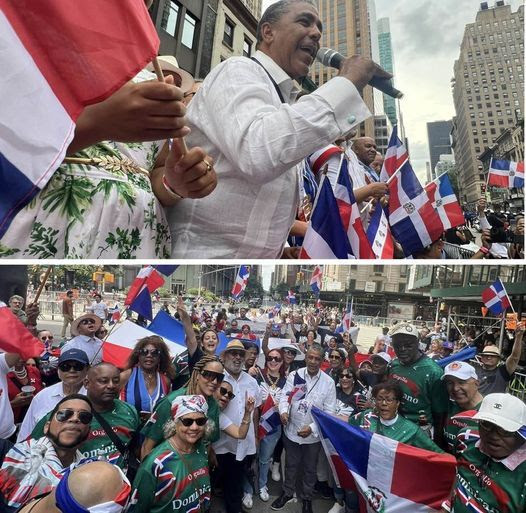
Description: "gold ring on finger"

(203, 160), (212, 173)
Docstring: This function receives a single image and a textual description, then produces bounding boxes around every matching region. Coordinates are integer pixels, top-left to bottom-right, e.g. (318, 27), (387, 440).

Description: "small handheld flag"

(482, 278), (512, 315)
(488, 159), (524, 189)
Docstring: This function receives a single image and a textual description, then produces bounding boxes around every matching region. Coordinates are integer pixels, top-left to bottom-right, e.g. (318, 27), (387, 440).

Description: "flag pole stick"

(151, 56), (188, 156)
(360, 164), (402, 214)
(30, 266), (53, 305)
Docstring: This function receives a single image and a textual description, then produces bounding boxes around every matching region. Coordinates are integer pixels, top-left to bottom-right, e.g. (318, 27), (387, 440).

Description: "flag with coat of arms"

(481, 278), (512, 315)
(125, 266), (165, 321)
(488, 158), (524, 188)
(258, 395), (281, 439)
(424, 173), (465, 231)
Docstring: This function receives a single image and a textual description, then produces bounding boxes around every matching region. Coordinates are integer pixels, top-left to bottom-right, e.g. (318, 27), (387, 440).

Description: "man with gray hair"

(169, 0), (391, 258)
(274, 343), (336, 513)
(8, 294), (27, 325)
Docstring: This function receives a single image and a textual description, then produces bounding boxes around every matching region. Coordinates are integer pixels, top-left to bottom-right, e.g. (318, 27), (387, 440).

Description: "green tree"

(243, 273), (264, 299)
(273, 282), (290, 300)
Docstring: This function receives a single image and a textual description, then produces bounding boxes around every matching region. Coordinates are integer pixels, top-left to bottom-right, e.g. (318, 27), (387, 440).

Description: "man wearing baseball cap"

(387, 322), (449, 448)
(441, 361), (483, 454)
(61, 314), (103, 365)
(446, 393), (526, 513)
(473, 325), (524, 396)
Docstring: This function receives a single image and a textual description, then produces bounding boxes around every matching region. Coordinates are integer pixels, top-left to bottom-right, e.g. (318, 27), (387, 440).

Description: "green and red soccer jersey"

(443, 401), (481, 455)
(141, 387), (220, 446)
(128, 439), (211, 513)
(31, 399), (139, 467)
(388, 355), (448, 423)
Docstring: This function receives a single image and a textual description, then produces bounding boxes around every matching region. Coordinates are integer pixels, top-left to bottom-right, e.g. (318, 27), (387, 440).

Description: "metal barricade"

(442, 242), (476, 260)
(508, 370), (526, 402)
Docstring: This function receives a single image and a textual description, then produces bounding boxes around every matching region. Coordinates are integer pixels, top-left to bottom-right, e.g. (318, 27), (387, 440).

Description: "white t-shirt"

(0, 353), (16, 439)
(89, 301), (107, 320)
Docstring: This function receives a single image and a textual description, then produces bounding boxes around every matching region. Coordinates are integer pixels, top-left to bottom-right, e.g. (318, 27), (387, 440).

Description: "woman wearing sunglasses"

(141, 356), (223, 460)
(214, 382), (256, 438)
(130, 395), (212, 513)
(325, 348), (347, 385)
(0, 394), (92, 511)
(120, 336), (176, 421)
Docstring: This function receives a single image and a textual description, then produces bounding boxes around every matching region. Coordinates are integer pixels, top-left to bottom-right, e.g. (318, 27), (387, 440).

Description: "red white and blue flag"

(343, 302), (353, 332)
(231, 266), (250, 299)
(287, 290), (297, 305)
(366, 203), (395, 259)
(481, 278), (512, 315)
(381, 127), (443, 256)
(0, 1), (159, 238)
(288, 372), (307, 404)
(258, 395), (281, 439)
(125, 266), (165, 321)
(334, 157), (375, 259)
(310, 266), (323, 296)
(425, 173), (465, 231)
(312, 407), (456, 513)
(300, 176), (351, 259)
(488, 159), (524, 188)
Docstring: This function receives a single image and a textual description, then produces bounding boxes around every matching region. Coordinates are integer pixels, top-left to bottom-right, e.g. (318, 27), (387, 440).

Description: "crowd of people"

(1, 294), (525, 513)
(1, 0), (522, 260)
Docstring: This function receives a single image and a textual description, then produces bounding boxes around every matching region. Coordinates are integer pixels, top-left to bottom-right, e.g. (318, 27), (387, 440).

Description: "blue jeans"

(258, 426), (282, 489)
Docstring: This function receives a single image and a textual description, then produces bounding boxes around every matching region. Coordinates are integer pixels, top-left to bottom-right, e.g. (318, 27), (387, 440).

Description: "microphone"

(316, 47), (404, 99)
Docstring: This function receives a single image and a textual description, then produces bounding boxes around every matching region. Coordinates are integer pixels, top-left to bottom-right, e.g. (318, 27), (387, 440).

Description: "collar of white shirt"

(252, 50), (300, 105)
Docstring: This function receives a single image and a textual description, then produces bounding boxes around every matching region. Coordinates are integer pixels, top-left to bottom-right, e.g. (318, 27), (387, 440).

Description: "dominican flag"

(310, 266), (323, 296)
(316, 298), (323, 310)
(482, 278), (512, 315)
(381, 127), (443, 256)
(287, 290), (297, 305)
(366, 203), (395, 259)
(0, 302), (44, 359)
(312, 407), (456, 513)
(488, 158), (524, 188)
(269, 303), (282, 319)
(288, 372), (307, 403)
(125, 266), (165, 321)
(436, 345), (477, 368)
(231, 266), (250, 299)
(334, 158), (375, 259)
(425, 174), (465, 231)
(153, 265), (179, 277)
(300, 176), (351, 259)
(342, 302), (353, 331)
(0, 1), (159, 238)
(258, 395), (281, 439)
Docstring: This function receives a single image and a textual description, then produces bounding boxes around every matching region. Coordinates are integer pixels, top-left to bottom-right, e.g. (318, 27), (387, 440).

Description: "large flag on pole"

(0, 1), (159, 238)
(334, 158), (375, 259)
(125, 266), (165, 321)
(488, 158), (524, 188)
(482, 278), (512, 315)
(300, 176), (350, 259)
(0, 302), (44, 359)
(312, 407), (456, 513)
(425, 173), (465, 231)
(231, 266), (250, 299)
(310, 266), (323, 296)
(381, 127), (443, 256)
(287, 290), (297, 305)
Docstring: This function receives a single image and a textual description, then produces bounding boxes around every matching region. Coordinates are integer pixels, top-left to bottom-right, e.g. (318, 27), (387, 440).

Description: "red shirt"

(7, 366), (43, 422)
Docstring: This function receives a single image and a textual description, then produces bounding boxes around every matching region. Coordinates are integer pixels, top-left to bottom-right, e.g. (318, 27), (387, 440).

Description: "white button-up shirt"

(213, 370), (261, 461)
(279, 367), (336, 445)
(168, 50), (371, 258)
(17, 381), (87, 441)
(61, 335), (103, 365)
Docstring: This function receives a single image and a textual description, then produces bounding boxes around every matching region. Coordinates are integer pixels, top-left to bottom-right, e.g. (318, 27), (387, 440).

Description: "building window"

(181, 12), (197, 49)
(243, 37), (252, 57)
(162, 0), (179, 37)
(223, 18), (234, 47)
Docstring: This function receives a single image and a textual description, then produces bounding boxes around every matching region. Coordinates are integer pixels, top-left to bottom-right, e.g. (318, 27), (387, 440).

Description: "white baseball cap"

(371, 352), (392, 364)
(473, 393), (526, 433)
(441, 361), (478, 381)
(389, 322), (419, 339)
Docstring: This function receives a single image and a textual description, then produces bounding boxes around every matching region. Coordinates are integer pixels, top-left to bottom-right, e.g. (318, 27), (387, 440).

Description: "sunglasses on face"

(179, 416), (207, 427)
(219, 386), (235, 400)
(228, 351), (245, 359)
(139, 348), (161, 357)
(330, 354), (342, 360)
(58, 362), (86, 372)
(41, 335), (54, 341)
(55, 408), (93, 424)
(479, 420), (516, 438)
(340, 373), (353, 379)
(267, 356), (282, 363)
(201, 370), (225, 383)
(283, 349), (297, 356)
(80, 319), (95, 325)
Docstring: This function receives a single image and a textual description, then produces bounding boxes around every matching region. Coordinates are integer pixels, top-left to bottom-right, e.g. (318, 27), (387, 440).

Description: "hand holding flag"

(482, 278), (512, 315)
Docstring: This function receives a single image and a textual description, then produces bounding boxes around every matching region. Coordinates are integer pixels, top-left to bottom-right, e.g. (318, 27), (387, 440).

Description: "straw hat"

(146, 55), (194, 93)
(71, 313), (102, 337)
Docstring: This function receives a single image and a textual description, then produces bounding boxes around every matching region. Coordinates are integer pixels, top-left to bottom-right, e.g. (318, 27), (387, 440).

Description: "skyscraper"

(426, 120), (453, 174)
(451, 1), (524, 205)
(310, 0), (379, 138)
(377, 17), (397, 127)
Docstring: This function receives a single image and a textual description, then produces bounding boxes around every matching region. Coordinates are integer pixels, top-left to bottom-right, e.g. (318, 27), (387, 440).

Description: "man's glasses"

(58, 362), (86, 372)
(55, 409), (93, 425)
(41, 335), (54, 341)
(340, 373), (353, 380)
(283, 349), (297, 356)
(479, 420), (516, 438)
(267, 356), (282, 363)
(139, 348), (161, 357)
(219, 387), (235, 400)
(201, 370), (225, 383)
(80, 319), (96, 325)
(180, 417), (207, 427)
(374, 397), (396, 405)
(227, 350), (245, 359)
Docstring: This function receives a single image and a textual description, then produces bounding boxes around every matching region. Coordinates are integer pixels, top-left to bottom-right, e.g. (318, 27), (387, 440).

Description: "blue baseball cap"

(59, 348), (89, 366)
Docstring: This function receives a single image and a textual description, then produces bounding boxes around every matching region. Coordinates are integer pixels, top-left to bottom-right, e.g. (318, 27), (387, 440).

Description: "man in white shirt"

(213, 341), (261, 513)
(274, 343), (336, 513)
(88, 294), (108, 322)
(17, 349), (89, 442)
(61, 314), (103, 365)
(168, 0), (390, 258)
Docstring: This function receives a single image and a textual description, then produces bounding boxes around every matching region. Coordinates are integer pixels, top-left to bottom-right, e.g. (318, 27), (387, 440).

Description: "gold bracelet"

(162, 175), (185, 200)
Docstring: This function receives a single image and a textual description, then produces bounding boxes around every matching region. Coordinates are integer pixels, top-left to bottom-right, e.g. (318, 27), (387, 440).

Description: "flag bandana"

(231, 266), (250, 299)
(425, 173), (465, 231)
(488, 159), (524, 188)
(481, 278), (512, 315)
